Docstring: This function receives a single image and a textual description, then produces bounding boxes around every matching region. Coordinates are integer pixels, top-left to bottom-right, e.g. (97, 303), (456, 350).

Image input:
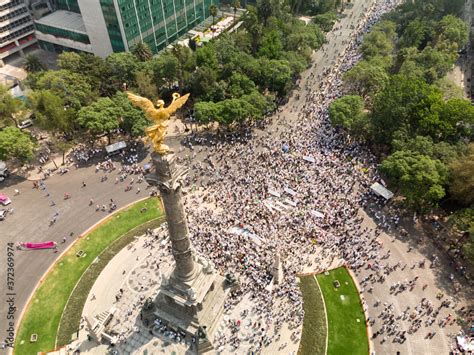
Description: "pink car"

(0, 194), (11, 206)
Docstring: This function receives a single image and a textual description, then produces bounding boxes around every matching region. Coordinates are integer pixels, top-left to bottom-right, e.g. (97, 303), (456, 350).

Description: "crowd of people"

(47, 0), (470, 352)
(153, 0), (469, 352)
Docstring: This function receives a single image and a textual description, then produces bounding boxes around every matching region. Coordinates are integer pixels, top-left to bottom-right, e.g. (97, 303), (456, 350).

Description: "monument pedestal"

(144, 153), (229, 352)
(153, 262), (228, 341)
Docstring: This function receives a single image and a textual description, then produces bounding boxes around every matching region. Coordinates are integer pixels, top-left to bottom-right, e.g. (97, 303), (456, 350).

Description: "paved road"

(0, 158), (149, 345)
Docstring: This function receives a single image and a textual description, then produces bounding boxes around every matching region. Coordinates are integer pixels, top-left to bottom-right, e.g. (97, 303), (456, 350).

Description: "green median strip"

(14, 198), (163, 354)
(298, 275), (327, 355)
(317, 267), (368, 355)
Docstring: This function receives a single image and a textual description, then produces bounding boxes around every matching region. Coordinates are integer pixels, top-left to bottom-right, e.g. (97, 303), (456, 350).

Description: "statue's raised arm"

(165, 93), (190, 117)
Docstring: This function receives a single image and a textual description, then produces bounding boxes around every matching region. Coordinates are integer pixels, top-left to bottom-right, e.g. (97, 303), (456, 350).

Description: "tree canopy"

(30, 70), (94, 110)
(381, 150), (449, 209)
(449, 144), (474, 206)
(77, 97), (120, 141)
(329, 95), (369, 138)
(28, 90), (74, 135)
(0, 84), (21, 127)
(332, 0), (471, 214)
(0, 127), (36, 162)
(343, 59), (389, 100)
(132, 41), (153, 62)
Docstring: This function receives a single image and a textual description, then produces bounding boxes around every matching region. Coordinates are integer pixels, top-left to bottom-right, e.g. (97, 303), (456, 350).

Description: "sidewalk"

(25, 153), (70, 181)
(69, 228), (187, 354)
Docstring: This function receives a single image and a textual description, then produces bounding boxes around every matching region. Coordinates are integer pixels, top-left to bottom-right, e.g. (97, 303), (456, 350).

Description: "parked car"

(0, 194), (11, 206)
(0, 160), (8, 182)
(0, 209), (7, 220)
(17, 119), (33, 129)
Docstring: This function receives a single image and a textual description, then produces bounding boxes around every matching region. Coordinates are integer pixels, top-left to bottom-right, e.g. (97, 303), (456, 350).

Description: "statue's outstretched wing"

(164, 93), (190, 116)
(126, 92), (155, 117)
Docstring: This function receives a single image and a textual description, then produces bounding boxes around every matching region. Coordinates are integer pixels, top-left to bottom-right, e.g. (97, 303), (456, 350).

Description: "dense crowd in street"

(161, 0), (470, 352)
(24, 0), (472, 353)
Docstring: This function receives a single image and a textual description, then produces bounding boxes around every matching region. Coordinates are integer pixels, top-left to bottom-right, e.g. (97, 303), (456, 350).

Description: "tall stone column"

(151, 152), (197, 281)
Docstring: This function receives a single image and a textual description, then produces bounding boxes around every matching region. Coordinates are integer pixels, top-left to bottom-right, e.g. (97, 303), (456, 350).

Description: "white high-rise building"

(0, 0), (37, 66)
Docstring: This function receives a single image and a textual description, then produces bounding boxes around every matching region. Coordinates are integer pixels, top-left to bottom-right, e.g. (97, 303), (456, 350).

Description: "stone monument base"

(151, 261), (229, 352)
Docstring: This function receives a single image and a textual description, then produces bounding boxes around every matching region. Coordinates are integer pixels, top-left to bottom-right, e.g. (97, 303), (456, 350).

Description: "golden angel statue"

(126, 92), (190, 154)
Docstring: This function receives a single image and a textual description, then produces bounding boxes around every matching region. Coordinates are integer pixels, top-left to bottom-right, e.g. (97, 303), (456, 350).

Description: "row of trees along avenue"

(0, 0), (333, 164)
(328, 0), (474, 268)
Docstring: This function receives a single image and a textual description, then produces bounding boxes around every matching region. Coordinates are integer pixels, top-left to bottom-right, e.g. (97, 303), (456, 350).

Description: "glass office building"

(35, 0), (219, 57)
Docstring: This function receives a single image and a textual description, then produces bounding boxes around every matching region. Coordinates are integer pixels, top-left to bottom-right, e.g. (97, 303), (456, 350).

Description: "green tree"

(213, 34), (241, 71)
(258, 30), (283, 59)
(371, 74), (443, 144)
(196, 43), (219, 69)
(412, 46), (457, 84)
(171, 45), (196, 90)
(360, 21), (396, 59)
(77, 97), (120, 143)
(0, 127), (36, 162)
(343, 60), (389, 100)
(260, 59), (292, 95)
(361, 31), (394, 59)
(23, 54), (45, 73)
(28, 90), (74, 135)
(135, 69), (158, 100)
(132, 41), (153, 62)
(0, 84), (21, 127)
(381, 150), (449, 209)
(398, 18), (434, 49)
(242, 90), (275, 119)
(392, 135), (460, 163)
(312, 12), (337, 32)
(106, 52), (141, 88)
(437, 98), (474, 141)
(242, 5), (263, 54)
(190, 66), (218, 100)
(258, 0), (276, 26)
(52, 137), (75, 165)
(57, 52), (83, 72)
(32, 70), (94, 110)
(280, 51), (307, 75)
(228, 72), (256, 97)
(217, 98), (254, 125)
(195, 101), (221, 124)
(209, 4), (218, 25)
(112, 92), (148, 137)
(149, 52), (179, 91)
(449, 144), (474, 206)
(285, 22), (325, 53)
(329, 95), (369, 138)
(463, 235), (474, 266)
(57, 52), (113, 96)
(435, 14), (468, 50)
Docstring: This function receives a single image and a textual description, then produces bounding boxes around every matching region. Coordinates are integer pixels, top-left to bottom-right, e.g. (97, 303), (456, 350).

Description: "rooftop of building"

(34, 10), (86, 34)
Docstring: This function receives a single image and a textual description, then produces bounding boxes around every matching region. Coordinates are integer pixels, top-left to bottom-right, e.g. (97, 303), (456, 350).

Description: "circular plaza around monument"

(14, 198), (164, 355)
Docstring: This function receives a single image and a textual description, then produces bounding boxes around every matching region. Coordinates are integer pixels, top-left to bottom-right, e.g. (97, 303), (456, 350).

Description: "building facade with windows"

(35, 0), (219, 57)
(0, 0), (37, 66)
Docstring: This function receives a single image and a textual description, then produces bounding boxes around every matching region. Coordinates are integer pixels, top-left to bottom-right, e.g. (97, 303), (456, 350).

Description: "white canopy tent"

(370, 182), (394, 200)
(105, 141), (127, 156)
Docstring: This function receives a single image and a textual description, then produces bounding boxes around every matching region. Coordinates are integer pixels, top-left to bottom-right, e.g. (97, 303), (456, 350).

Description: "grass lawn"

(298, 275), (327, 355)
(14, 198), (163, 354)
(317, 267), (369, 355)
